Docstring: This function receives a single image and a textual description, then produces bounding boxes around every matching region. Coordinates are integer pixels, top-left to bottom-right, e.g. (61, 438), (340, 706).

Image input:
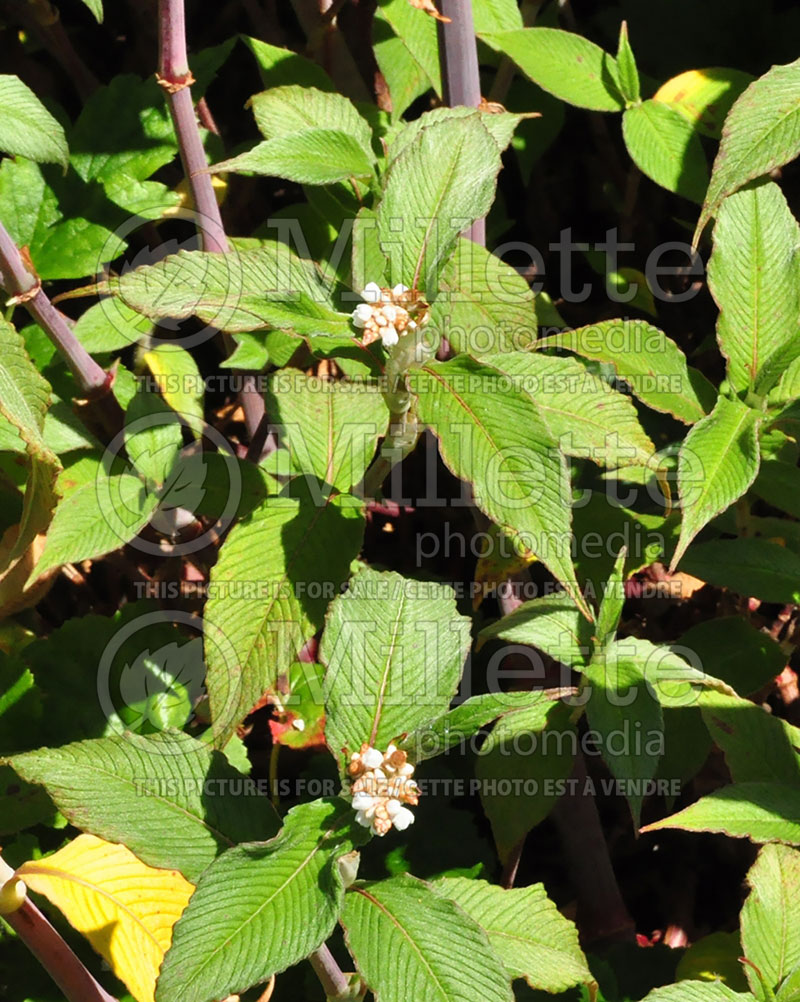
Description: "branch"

(0, 856), (119, 1002)
(437, 0), (484, 247)
(156, 0), (265, 441)
(0, 219), (123, 441)
(308, 943), (351, 1000)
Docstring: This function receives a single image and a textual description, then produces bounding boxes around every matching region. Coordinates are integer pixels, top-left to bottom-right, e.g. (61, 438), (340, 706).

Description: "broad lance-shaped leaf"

(487, 351), (657, 470)
(707, 180), (800, 394)
(28, 474), (159, 583)
(378, 0), (442, 96)
(479, 27), (624, 112)
(110, 244), (351, 336)
(478, 595), (594, 667)
(427, 236), (537, 355)
(641, 782), (800, 845)
(741, 844), (800, 996)
(156, 798), (367, 1002)
(210, 129), (376, 186)
(376, 115), (501, 296)
(0, 318), (61, 560)
(322, 568), (471, 763)
(265, 371), (387, 491)
(204, 486), (365, 743)
(409, 356), (590, 618)
(373, 3), (435, 121)
(387, 107), (525, 165)
(539, 319), (713, 424)
(622, 99), (708, 203)
(477, 701), (577, 860)
(401, 688), (573, 763)
(679, 537), (800, 605)
(582, 653), (663, 827)
(7, 731), (279, 882)
(595, 546), (627, 651)
(653, 68), (754, 139)
(143, 344), (205, 437)
(697, 56), (800, 240)
(641, 984), (752, 1002)
(341, 874), (514, 1002)
(0, 74), (69, 167)
(249, 84), (374, 149)
(672, 395), (761, 568)
(19, 833), (193, 1002)
(699, 690), (800, 787)
(435, 877), (594, 994)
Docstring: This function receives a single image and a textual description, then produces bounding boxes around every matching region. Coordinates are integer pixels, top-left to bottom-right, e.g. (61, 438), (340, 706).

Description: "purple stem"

(156, 0), (265, 440)
(309, 942), (350, 999)
(1, 858), (118, 1002)
(437, 0), (485, 246)
(0, 220), (110, 397)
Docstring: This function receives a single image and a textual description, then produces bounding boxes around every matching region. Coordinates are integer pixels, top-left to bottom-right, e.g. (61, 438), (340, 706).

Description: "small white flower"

(352, 303), (373, 328)
(389, 805), (415, 830)
(363, 281), (382, 303)
(385, 743), (397, 757)
(392, 283), (409, 296)
(382, 325), (399, 347)
(291, 718), (306, 732)
(361, 747), (384, 770)
(352, 791), (376, 812)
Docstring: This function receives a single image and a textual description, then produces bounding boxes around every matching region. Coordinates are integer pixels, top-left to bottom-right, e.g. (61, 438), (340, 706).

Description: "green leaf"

(427, 237), (537, 356)
(480, 28), (624, 112)
(478, 595), (594, 667)
(341, 874), (513, 1002)
(707, 180), (800, 394)
(472, 0), (523, 33)
(401, 689), (570, 763)
(241, 35), (335, 91)
(641, 983), (752, 1001)
(351, 206), (390, 293)
(698, 57), (800, 239)
(212, 129), (376, 185)
(156, 799), (366, 1002)
(675, 617), (785, 697)
(539, 320), (712, 424)
(265, 371), (386, 491)
(410, 356), (588, 616)
(699, 690), (800, 787)
(741, 844), (800, 995)
(111, 244), (351, 336)
(641, 782), (800, 845)
(476, 700), (577, 859)
(622, 99), (708, 203)
(376, 116), (502, 295)
(6, 732), (278, 882)
(321, 568), (471, 763)
(373, 9), (433, 121)
(203, 486), (365, 743)
(124, 390), (183, 487)
(75, 299), (152, 353)
(0, 75), (69, 168)
(653, 67), (754, 139)
(79, 0), (103, 22)
(672, 396), (761, 568)
(0, 318), (61, 558)
(675, 931), (750, 991)
(435, 877), (593, 993)
(488, 351), (657, 469)
(679, 538), (800, 604)
(142, 343), (205, 437)
(29, 474), (159, 583)
(387, 106), (524, 163)
(753, 459), (800, 519)
(615, 22), (640, 105)
(595, 547), (627, 650)
(583, 652), (663, 825)
(378, 0), (442, 96)
(249, 84), (373, 150)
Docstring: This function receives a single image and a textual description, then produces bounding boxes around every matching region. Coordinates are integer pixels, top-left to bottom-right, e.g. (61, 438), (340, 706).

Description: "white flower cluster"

(351, 282), (422, 348)
(348, 742), (419, 836)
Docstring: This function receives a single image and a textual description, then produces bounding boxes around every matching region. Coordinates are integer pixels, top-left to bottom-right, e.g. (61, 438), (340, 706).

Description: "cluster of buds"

(347, 742), (419, 836)
(351, 282), (429, 348)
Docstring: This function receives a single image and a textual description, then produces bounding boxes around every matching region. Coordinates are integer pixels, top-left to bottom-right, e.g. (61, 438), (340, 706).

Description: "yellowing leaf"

(653, 67), (753, 138)
(18, 833), (194, 1002)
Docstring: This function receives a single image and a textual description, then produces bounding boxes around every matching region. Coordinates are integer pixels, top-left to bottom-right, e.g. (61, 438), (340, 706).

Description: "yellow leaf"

(652, 67), (753, 138)
(18, 834), (194, 1002)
